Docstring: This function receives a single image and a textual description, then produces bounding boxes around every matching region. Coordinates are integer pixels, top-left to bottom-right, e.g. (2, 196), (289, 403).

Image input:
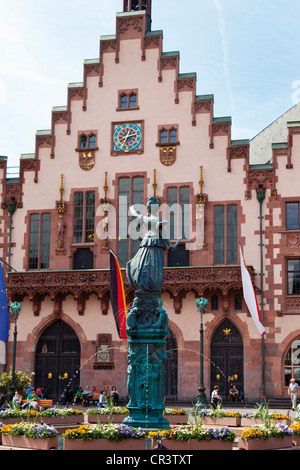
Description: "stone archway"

(210, 319), (244, 400)
(35, 320), (81, 399)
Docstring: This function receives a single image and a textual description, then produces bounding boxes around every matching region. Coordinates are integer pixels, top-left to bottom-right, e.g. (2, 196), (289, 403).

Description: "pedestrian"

(288, 378), (299, 411)
(110, 385), (119, 406)
(211, 385), (222, 408)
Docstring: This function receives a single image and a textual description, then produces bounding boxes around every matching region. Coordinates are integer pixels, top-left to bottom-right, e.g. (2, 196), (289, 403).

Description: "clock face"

(113, 122), (143, 153)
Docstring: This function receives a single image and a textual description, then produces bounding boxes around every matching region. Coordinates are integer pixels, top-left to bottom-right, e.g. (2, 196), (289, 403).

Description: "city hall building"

(1, 0), (300, 404)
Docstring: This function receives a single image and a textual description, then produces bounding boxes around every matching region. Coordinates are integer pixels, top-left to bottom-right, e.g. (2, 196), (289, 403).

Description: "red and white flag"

(240, 246), (265, 337)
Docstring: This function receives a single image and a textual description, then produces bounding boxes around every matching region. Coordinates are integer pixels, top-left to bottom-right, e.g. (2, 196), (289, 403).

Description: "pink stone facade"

(1, 2), (300, 404)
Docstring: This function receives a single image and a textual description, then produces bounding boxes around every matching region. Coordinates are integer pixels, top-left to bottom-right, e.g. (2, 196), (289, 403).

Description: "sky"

(0, 0), (299, 171)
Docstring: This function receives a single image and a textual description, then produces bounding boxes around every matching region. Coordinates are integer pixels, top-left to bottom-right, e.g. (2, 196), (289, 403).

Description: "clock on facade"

(112, 122), (143, 154)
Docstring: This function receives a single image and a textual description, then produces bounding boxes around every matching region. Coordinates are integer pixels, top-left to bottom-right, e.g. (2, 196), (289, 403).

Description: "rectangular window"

(85, 192), (95, 242)
(214, 204), (238, 264)
(118, 177), (144, 264)
(73, 193), (84, 243)
(40, 214), (51, 269)
(286, 202), (300, 230)
(167, 186), (190, 241)
(227, 205), (238, 264)
(214, 206), (225, 264)
(29, 213), (51, 270)
(287, 259), (300, 295)
(73, 191), (95, 243)
(167, 187), (178, 240)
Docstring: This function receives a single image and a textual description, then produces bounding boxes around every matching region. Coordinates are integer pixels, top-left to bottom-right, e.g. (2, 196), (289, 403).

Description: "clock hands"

(120, 130), (138, 148)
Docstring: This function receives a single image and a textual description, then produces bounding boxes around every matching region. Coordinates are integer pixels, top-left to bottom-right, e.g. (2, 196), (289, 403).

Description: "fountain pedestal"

(123, 294), (170, 430)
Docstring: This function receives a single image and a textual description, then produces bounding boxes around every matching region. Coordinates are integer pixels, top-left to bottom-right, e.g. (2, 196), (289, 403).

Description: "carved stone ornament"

(79, 151), (95, 171)
(159, 146), (176, 166)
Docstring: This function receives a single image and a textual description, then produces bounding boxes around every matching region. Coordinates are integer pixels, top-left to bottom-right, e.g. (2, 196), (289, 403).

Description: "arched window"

(80, 135), (88, 149)
(89, 134), (97, 148)
(129, 93), (137, 108)
(160, 130), (168, 144)
(169, 129), (177, 143)
(284, 340), (300, 386)
(120, 94), (128, 109)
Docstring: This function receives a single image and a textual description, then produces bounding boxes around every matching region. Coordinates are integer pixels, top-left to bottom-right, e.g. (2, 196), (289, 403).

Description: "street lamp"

(194, 297), (208, 410)
(9, 302), (22, 400)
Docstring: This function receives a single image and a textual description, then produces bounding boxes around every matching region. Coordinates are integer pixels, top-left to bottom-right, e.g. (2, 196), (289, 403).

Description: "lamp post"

(9, 302), (22, 400)
(195, 297), (208, 410)
(257, 189), (266, 399)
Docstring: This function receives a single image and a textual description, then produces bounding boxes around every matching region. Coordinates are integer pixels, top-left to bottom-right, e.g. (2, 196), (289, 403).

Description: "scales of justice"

(123, 196), (181, 430)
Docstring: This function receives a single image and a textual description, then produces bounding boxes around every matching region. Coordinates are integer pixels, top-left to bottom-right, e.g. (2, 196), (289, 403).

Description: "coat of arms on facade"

(79, 151), (95, 171)
(159, 146), (176, 166)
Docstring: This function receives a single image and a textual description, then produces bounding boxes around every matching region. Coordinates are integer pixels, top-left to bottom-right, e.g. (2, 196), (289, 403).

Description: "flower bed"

(290, 422), (300, 446)
(39, 407), (84, 425)
(0, 408), (41, 424)
(149, 425), (235, 451)
(0, 422), (59, 450)
(163, 409), (189, 425)
(86, 407), (129, 424)
(238, 424), (294, 451)
(197, 408), (242, 427)
(63, 423), (147, 451)
(241, 411), (292, 427)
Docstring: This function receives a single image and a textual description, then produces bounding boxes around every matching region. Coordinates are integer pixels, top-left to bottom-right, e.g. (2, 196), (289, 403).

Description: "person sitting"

(22, 391), (39, 410)
(39, 386), (48, 399)
(73, 387), (84, 405)
(229, 384), (239, 402)
(97, 389), (107, 409)
(62, 387), (74, 406)
(82, 386), (93, 406)
(12, 391), (22, 409)
(211, 385), (222, 408)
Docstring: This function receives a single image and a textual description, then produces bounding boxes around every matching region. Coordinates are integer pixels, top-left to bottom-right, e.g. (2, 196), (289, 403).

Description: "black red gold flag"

(110, 250), (128, 340)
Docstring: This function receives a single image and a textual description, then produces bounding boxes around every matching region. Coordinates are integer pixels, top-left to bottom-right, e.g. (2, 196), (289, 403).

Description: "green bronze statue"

(126, 196), (179, 294)
(123, 196), (180, 430)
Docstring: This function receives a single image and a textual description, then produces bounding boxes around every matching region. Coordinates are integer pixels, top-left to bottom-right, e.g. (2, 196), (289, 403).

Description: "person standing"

(288, 378), (300, 411)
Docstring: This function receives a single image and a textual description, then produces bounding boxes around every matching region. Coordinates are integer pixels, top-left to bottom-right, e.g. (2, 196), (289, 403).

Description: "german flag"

(110, 250), (128, 340)
(0, 262), (9, 343)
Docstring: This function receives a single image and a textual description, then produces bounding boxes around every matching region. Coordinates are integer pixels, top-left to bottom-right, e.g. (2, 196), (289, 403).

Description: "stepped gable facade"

(1, 0), (300, 403)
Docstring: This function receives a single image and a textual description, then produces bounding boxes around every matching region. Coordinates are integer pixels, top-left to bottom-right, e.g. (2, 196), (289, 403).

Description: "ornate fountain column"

(123, 294), (170, 429)
(122, 196), (179, 430)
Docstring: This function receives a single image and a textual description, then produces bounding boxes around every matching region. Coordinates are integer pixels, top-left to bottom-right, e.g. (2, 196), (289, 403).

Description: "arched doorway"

(210, 319), (244, 400)
(35, 321), (81, 399)
(165, 330), (178, 400)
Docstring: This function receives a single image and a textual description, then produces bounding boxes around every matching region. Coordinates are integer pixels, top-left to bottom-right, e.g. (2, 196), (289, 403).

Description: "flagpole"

(0, 258), (18, 273)
(257, 189), (266, 400)
(109, 248), (126, 268)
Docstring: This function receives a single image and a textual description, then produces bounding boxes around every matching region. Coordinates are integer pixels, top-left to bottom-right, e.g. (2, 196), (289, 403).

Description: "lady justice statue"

(123, 196), (180, 430)
(126, 196), (180, 294)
